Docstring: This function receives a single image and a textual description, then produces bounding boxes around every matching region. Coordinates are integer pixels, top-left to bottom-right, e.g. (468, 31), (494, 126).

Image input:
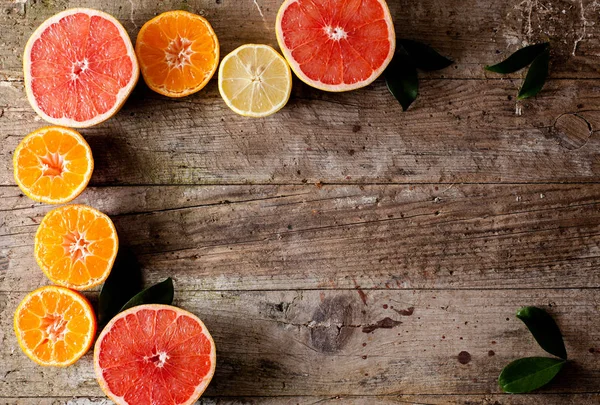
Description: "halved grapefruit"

(94, 304), (216, 405)
(24, 8), (139, 128)
(276, 0), (396, 92)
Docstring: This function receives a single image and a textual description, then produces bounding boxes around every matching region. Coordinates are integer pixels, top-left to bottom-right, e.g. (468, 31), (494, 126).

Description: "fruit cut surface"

(14, 285), (96, 367)
(218, 44), (292, 117)
(24, 8), (139, 128)
(13, 126), (94, 204)
(136, 10), (220, 97)
(276, 0), (395, 92)
(94, 304), (216, 405)
(35, 204), (118, 290)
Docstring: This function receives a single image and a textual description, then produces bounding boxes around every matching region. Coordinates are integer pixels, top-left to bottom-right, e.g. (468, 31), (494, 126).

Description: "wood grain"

(3, 395), (600, 405)
(1, 78), (600, 185)
(2, 0), (600, 80)
(1, 289), (599, 397)
(2, 184), (600, 291)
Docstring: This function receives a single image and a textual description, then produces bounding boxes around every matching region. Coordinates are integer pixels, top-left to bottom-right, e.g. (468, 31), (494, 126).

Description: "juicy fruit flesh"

(36, 205), (117, 289)
(28, 12), (135, 123)
(97, 307), (214, 404)
(137, 12), (219, 95)
(279, 0), (393, 87)
(14, 128), (92, 203)
(220, 45), (291, 116)
(15, 287), (94, 365)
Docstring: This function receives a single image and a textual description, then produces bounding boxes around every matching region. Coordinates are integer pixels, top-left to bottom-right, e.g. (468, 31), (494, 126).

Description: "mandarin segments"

(136, 10), (219, 97)
(13, 126), (94, 204)
(35, 205), (118, 290)
(14, 285), (96, 367)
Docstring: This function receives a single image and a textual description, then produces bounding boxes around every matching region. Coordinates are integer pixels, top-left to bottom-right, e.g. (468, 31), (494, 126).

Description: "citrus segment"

(35, 205), (118, 290)
(94, 304), (216, 405)
(14, 285), (96, 367)
(136, 11), (219, 97)
(24, 8), (139, 127)
(13, 126), (93, 204)
(276, 0), (395, 91)
(218, 44), (292, 117)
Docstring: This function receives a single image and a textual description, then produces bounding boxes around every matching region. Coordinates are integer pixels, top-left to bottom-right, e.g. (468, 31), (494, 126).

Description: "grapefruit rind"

(13, 126), (94, 205)
(218, 44), (293, 118)
(34, 204), (119, 291)
(135, 10), (220, 98)
(13, 285), (97, 367)
(275, 0), (396, 92)
(93, 304), (217, 405)
(23, 8), (139, 128)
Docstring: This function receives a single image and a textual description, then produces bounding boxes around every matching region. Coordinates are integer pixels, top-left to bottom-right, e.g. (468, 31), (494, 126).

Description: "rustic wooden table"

(1, 0), (600, 404)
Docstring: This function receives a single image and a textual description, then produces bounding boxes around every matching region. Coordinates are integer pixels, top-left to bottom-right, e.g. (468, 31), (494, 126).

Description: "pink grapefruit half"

(94, 304), (216, 405)
(276, 0), (396, 92)
(23, 8), (139, 128)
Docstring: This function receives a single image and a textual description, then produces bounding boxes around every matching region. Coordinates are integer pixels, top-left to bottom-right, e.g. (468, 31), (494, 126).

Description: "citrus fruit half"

(136, 10), (220, 97)
(13, 126), (94, 204)
(276, 0), (396, 92)
(35, 204), (118, 290)
(14, 285), (96, 367)
(218, 44), (292, 117)
(94, 304), (216, 405)
(23, 8), (139, 128)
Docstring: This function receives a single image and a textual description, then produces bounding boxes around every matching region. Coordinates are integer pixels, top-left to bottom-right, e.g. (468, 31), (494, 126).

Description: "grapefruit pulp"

(276, 0), (396, 92)
(94, 304), (216, 405)
(24, 8), (139, 127)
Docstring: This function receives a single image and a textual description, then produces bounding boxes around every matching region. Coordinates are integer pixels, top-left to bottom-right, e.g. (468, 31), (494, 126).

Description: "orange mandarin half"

(35, 205), (118, 290)
(136, 10), (219, 97)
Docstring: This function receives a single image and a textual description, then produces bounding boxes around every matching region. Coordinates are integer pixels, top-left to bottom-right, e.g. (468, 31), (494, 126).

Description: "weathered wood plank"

(1, 289), (599, 397)
(2, 0), (600, 80)
(3, 394), (600, 405)
(1, 78), (600, 185)
(2, 184), (600, 291)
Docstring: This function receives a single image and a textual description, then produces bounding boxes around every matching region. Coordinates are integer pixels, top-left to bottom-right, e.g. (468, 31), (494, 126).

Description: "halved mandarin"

(14, 285), (97, 367)
(13, 126), (94, 204)
(35, 205), (118, 290)
(136, 10), (220, 97)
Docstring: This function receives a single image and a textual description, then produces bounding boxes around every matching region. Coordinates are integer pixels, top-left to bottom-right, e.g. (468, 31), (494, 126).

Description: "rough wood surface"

(2, 184), (600, 291)
(3, 395), (600, 405)
(2, 78), (600, 185)
(1, 2), (600, 185)
(1, 289), (599, 398)
(2, 0), (600, 403)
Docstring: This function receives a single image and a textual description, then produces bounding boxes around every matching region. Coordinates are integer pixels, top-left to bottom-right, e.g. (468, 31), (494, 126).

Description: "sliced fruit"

(13, 126), (94, 204)
(218, 44), (292, 117)
(276, 0), (396, 92)
(23, 8), (139, 128)
(14, 285), (96, 367)
(35, 204), (118, 290)
(136, 10), (220, 97)
(94, 304), (216, 405)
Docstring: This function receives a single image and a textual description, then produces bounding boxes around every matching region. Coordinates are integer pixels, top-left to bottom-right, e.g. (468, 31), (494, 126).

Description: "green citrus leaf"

(499, 357), (565, 393)
(399, 39), (453, 71)
(97, 248), (143, 325)
(517, 306), (567, 359)
(385, 52), (418, 111)
(120, 278), (174, 312)
(485, 43), (549, 74)
(518, 48), (550, 99)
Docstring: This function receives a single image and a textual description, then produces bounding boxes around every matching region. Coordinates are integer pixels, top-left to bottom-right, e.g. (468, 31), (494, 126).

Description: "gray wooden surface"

(1, 0), (600, 404)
